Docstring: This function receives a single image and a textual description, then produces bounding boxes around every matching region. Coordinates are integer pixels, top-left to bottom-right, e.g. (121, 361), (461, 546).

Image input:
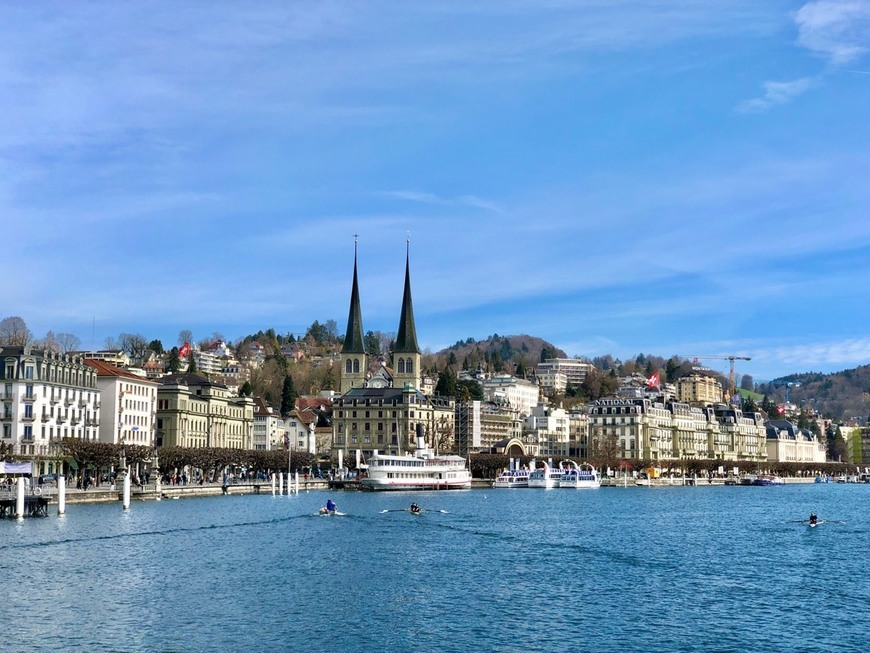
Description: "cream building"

(1, 346), (101, 474)
(482, 374), (540, 417)
(676, 373), (723, 405)
(764, 420), (827, 463)
(85, 359), (158, 447)
(252, 397), (284, 451)
(525, 403), (570, 458)
(155, 373), (254, 449)
(535, 358), (591, 389)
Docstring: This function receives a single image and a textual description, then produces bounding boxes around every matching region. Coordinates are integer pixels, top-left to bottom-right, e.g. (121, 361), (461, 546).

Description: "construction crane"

(686, 355), (752, 396)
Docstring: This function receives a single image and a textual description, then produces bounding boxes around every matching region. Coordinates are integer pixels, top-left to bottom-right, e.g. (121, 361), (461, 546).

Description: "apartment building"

(454, 400), (523, 456)
(676, 373), (723, 405)
(535, 358), (591, 391)
(482, 374), (540, 417)
(85, 359), (158, 446)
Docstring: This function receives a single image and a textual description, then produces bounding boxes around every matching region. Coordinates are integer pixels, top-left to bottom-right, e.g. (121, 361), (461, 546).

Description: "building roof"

(341, 243), (366, 355)
(159, 373), (226, 389)
(393, 245), (420, 354)
(84, 359), (158, 384)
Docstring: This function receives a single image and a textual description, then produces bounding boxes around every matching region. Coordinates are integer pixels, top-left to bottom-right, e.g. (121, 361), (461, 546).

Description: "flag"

(646, 372), (660, 388)
(776, 404), (786, 416)
(178, 342), (191, 358)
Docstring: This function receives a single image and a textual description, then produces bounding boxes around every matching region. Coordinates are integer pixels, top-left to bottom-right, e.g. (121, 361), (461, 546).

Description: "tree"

(665, 357), (682, 383)
(178, 330), (193, 347)
(540, 345), (558, 363)
(187, 351), (197, 374)
(0, 316), (33, 346)
(57, 333), (81, 353)
(119, 332), (149, 363)
(239, 380), (253, 397)
(148, 339), (164, 355)
(435, 366), (457, 398)
(826, 425), (847, 462)
(281, 374), (298, 417)
(740, 374), (754, 391)
(40, 330), (60, 352)
(515, 360), (526, 378)
(456, 379), (483, 401)
(167, 347), (181, 374)
(364, 331), (381, 357)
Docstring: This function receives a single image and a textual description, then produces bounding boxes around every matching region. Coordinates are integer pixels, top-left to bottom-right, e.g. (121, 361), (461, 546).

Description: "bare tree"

(57, 333), (81, 353)
(41, 330), (61, 352)
(0, 316), (33, 346)
(119, 332), (149, 363)
(104, 336), (119, 350)
(178, 329), (193, 347)
(432, 414), (456, 454)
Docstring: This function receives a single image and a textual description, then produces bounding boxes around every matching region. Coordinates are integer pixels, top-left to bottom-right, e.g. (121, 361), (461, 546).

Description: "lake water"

(2, 484), (868, 652)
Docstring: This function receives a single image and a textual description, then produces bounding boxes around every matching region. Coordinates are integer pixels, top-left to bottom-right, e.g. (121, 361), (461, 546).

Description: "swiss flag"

(178, 342), (191, 358)
(776, 404), (786, 416)
(646, 372), (660, 388)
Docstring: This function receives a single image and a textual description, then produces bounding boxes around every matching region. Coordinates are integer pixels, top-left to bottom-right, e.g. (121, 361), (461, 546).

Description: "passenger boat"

(559, 462), (601, 489)
(753, 474), (784, 486)
(494, 468), (531, 488)
(528, 462), (566, 489)
(359, 434), (471, 491)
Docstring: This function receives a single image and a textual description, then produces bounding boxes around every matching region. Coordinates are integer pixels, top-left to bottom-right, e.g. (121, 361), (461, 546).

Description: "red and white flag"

(776, 404), (786, 416)
(646, 372), (660, 388)
(178, 342), (191, 358)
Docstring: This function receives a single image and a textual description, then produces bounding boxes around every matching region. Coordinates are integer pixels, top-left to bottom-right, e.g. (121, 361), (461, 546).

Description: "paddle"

(379, 508), (449, 514)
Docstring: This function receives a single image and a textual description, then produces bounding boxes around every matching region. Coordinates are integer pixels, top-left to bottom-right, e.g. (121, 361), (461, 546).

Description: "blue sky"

(2, 1), (869, 380)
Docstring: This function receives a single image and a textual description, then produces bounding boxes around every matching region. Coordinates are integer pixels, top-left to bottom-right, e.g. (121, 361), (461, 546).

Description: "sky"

(2, 1), (869, 381)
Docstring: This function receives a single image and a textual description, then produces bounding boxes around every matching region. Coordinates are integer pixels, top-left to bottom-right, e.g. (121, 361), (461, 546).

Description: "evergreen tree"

(148, 339), (164, 354)
(239, 381), (253, 397)
(515, 361), (526, 378)
(435, 366), (457, 398)
(167, 347), (181, 374)
(665, 357), (681, 383)
(187, 351), (197, 374)
(281, 374), (298, 417)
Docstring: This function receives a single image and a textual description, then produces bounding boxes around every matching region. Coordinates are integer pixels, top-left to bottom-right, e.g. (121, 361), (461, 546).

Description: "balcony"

(70, 416), (81, 426)
(22, 394), (37, 403)
(41, 413), (51, 422)
(94, 401), (101, 409)
(64, 396), (74, 406)
(50, 394), (60, 404)
(79, 399), (88, 408)
(0, 393), (13, 402)
(22, 415), (36, 422)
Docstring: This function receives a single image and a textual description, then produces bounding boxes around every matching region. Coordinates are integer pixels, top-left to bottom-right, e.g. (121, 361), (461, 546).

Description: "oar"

(422, 508), (448, 513)
(379, 509), (409, 513)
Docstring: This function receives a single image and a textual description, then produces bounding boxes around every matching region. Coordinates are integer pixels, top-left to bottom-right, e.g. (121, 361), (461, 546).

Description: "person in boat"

(809, 512), (817, 525)
(410, 502), (421, 514)
(325, 498), (337, 514)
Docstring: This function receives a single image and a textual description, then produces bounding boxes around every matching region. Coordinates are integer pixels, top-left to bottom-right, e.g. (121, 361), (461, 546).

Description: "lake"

(2, 484), (867, 652)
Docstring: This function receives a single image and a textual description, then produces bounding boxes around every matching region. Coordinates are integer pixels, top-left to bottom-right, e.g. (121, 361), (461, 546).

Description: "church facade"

(332, 243), (454, 459)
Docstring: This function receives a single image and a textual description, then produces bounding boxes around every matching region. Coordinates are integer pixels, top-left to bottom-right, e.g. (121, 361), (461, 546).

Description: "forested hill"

(758, 364), (870, 421)
(437, 335), (566, 374)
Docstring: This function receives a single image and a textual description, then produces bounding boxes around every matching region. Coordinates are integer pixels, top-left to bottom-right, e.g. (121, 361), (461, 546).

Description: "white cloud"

(736, 77), (815, 113)
(795, 0), (870, 64)
(752, 338), (870, 371)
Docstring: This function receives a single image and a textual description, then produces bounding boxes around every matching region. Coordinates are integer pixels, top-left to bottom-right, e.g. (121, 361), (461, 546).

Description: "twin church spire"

(339, 238), (421, 394)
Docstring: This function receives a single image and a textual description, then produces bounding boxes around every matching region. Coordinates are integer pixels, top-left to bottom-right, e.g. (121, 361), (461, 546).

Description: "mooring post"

(271, 473), (276, 496)
(294, 471), (299, 493)
(58, 475), (66, 515)
(278, 472), (284, 495)
(123, 472), (131, 510)
(16, 477), (25, 518)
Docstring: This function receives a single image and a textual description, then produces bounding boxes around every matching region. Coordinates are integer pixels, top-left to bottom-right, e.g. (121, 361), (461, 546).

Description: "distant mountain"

(436, 334), (566, 374)
(757, 364), (870, 422)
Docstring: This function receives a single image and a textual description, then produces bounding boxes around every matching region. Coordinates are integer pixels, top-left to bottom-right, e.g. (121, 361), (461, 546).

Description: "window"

(24, 425), (32, 439)
(24, 405), (33, 419)
(346, 359), (352, 374)
(398, 358), (405, 374)
(406, 359), (413, 374)
(353, 359), (360, 374)
(2, 424), (9, 438)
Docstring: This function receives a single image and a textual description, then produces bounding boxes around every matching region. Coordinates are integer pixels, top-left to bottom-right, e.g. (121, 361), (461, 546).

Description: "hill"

(436, 334), (567, 375)
(757, 364), (870, 422)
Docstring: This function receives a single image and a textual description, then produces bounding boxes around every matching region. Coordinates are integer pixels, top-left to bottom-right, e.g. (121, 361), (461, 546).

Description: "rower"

(326, 498), (337, 514)
(410, 502), (421, 514)
(809, 512), (817, 525)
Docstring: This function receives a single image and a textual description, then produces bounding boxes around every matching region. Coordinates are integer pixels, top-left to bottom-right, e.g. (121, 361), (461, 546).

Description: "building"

(588, 397), (767, 463)
(155, 374), (254, 449)
(84, 359), (158, 447)
(676, 373), (723, 405)
(481, 374), (540, 417)
(333, 241), (455, 458)
(82, 350), (131, 368)
(525, 403), (570, 458)
(764, 420), (827, 464)
(252, 397), (285, 451)
(535, 358), (591, 391)
(1, 346), (101, 475)
(454, 400), (523, 456)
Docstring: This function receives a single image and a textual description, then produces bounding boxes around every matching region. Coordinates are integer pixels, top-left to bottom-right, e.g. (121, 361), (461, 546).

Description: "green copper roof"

(341, 246), (366, 354)
(393, 247), (420, 354)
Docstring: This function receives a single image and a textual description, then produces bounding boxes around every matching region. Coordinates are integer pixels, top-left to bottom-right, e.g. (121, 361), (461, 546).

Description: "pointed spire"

(341, 237), (365, 354)
(394, 239), (420, 354)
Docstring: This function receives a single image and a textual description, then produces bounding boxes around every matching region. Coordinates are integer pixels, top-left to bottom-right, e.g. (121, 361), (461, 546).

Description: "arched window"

(346, 359), (353, 374)
(353, 359), (360, 374)
(398, 358), (405, 374)
(406, 359), (413, 374)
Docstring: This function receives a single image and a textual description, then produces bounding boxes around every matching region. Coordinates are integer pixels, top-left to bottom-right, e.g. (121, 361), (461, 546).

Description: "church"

(332, 241), (454, 459)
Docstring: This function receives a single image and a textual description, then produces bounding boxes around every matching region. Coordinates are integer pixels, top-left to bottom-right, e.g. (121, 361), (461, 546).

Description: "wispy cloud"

(795, 0), (870, 64)
(736, 77), (815, 113)
(752, 338), (870, 372)
(377, 190), (505, 214)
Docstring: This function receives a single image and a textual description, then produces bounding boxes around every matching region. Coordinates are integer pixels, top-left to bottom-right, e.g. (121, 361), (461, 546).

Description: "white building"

(252, 398), (285, 451)
(535, 358), (591, 390)
(1, 346), (101, 475)
(765, 420), (827, 464)
(525, 403), (570, 458)
(84, 359), (158, 447)
(482, 375), (540, 417)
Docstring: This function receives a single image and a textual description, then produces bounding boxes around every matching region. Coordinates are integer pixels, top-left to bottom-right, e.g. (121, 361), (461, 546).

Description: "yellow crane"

(686, 355), (752, 396)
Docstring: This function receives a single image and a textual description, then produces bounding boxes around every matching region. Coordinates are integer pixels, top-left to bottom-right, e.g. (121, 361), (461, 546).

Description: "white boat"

(528, 463), (566, 489)
(359, 434), (471, 491)
(494, 468), (531, 488)
(559, 462), (601, 489)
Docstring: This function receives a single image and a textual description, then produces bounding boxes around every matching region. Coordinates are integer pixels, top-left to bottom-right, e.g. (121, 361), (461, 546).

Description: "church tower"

(340, 239), (367, 394)
(392, 241), (421, 390)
